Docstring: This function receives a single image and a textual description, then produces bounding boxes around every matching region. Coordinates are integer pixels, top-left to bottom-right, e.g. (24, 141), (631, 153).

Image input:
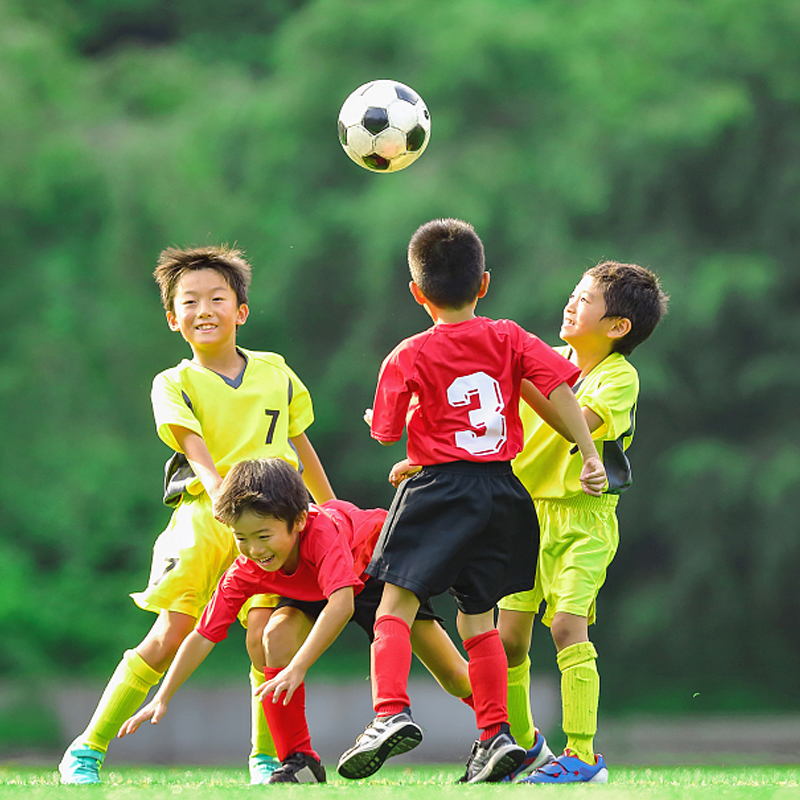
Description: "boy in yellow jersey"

(58, 246), (334, 785)
(497, 261), (668, 783)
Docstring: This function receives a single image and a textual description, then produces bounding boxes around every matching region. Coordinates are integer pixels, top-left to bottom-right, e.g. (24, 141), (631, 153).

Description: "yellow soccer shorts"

(498, 494), (619, 627)
(130, 492), (278, 623)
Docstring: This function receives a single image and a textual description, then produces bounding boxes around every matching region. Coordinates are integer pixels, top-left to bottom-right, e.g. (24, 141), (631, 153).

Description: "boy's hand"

(363, 408), (373, 426)
(580, 455), (607, 497)
(118, 697), (168, 737)
(388, 458), (422, 487)
(256, 663), (307, 706)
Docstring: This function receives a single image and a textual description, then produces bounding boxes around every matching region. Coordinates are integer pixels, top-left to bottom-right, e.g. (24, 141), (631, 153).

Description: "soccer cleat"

(502, 728), (555, 782)
(268, 752), (326, 784)
(519, 749), (609, 784)
(58, 741), (105, 784)
(248, 753), (281, 784)
(337, 708), (423, 779)
(457, 724), (526, 784)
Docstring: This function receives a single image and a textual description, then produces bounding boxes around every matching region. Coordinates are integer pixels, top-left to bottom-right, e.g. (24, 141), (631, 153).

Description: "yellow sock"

(249, 665), (277, 759)
(507, 656), (535, 749)
(81, 650), (163, 752)
(557, 641), (599, 764)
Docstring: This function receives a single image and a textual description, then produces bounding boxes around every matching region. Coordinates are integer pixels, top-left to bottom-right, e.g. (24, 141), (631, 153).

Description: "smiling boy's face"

(231, 509), (307, 574)
(560, 274), (617, 348)
(166, 268), (248, 353)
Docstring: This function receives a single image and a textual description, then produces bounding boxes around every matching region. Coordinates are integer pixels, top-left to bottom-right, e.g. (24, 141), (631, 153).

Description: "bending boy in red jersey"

(337, 218), (607, 784)
(119, 458), (471, 783)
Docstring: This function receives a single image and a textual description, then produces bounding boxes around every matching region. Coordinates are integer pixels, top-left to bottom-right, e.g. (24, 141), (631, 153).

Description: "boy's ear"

(607, 317), (632, 340)
(292, 509), (308, 534)
(236, 303), (249, 326)
(166, 310), (180, 331)
(409, 280), (428, 307)
(477, 271), (490, 298)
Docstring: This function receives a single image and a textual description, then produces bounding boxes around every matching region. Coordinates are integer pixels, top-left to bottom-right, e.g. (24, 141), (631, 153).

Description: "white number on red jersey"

(446, 371), (507, 456)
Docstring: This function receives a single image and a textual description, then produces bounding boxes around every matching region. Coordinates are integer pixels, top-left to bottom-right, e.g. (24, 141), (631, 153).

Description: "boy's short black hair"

(585, 261), (669, 356)
(407, 218), (485, 309)
(215, 459), (309, 527)
(154, 245), (252, 313)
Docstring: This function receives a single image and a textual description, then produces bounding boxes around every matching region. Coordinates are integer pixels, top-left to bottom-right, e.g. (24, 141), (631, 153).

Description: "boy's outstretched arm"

(290, 432), (336, 503)
(520, 380), (575, 440)
(544, 383), (607, 496)
(256, 586), (354, 706)
(169, 425), (224, 502)
(118, 631), (215, 736)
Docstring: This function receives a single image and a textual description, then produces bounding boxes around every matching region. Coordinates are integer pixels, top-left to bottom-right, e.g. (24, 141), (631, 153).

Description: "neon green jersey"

(151, 348), (313, 498)
(512, 347), (639, 500)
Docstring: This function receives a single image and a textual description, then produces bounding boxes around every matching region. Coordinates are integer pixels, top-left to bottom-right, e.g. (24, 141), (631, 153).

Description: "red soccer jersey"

(196, 500), (386, 643)
(371, 317), (580, 466)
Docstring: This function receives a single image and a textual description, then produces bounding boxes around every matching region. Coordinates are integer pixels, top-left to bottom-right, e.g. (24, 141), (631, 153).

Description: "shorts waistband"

(421, 460), (513, 476)
(535, 492), (619, 511)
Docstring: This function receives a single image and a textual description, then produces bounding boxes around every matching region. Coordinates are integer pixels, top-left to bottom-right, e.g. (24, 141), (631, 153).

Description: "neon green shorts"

(130, 491), (278, 621)
(498, 494), (618, 627)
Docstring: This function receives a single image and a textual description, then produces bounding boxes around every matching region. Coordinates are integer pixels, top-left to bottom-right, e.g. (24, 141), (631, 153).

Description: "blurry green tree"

(1, 0), (798, 718)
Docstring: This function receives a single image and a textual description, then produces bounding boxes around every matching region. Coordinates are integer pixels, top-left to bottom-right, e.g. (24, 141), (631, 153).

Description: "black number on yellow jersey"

(265, 409), (280, 444)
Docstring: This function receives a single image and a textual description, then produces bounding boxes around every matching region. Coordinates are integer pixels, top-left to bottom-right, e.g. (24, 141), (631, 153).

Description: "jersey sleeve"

(305, 516), (365, 597)
(370, 347), (414, 443)
(282, 360), (315, 439)
(517, 328), (581, 397)
(151, 370), (201, 452)
(196, 561), (261, 643)
(581, 367), (639, 442)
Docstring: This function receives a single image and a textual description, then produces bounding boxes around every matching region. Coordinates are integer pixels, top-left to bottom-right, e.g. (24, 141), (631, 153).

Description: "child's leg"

(458, 610), (508, 741)
(551, 612), (598, 764)
(372, 583), (420, 716)
(497, 607), (536, 749)
(409, 619), (471, 700)
(260, 608), (317, 761)
(78, 610), (195, 751)
(245, 607), (278, 771)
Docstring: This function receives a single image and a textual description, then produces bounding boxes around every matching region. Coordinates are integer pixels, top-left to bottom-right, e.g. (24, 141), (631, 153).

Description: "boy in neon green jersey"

(58, 245), (334, 785)
(497, 261), (668, 783)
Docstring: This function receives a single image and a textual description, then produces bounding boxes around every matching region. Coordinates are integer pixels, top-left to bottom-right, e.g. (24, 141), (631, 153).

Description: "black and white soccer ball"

(337, 80), (431, 173)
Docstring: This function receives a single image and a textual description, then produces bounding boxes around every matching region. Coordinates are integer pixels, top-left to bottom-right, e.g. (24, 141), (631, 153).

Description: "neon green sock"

(557, 641), (599, 764)
(81, 650), (163, 753)
(507, 656), (535, 749)
(249, 665), (277, 759)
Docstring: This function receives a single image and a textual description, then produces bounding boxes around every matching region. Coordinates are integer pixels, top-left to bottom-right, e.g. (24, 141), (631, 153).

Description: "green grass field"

(2, 765), (800, 799)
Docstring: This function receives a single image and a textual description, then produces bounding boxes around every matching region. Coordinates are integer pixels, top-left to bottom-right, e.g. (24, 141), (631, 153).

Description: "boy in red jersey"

(337, 219), (607, 784)
(119, 458), (472, 784)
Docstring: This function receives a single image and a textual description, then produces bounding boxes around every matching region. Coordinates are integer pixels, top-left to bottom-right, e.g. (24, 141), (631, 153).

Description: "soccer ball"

(338, 80), (431, 173)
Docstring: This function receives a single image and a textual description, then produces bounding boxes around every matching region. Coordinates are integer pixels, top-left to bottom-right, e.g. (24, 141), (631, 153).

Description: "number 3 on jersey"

(447, 371), (507, 456)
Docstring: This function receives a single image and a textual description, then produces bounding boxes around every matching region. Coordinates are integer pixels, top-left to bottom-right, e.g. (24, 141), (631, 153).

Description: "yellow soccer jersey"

(512, 347), (639, 500)
(151, 348), (313, 498)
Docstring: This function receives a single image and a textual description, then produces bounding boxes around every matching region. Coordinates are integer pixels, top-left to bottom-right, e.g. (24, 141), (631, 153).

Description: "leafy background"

(2, 0), (799, 748)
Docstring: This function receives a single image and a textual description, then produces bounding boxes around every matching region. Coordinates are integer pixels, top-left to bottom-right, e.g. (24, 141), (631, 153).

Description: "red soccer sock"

(261, 667), (318, 762)
(464, 629), (508, 741)
(371, 615), (412, 716)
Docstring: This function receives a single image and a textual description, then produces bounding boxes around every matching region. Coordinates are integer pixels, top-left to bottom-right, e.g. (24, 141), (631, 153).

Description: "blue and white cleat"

(249, 753), (281, 784)
(502, 729), (555, 782)
(519, 749), (608, 784)
(58, 741), (105, 784)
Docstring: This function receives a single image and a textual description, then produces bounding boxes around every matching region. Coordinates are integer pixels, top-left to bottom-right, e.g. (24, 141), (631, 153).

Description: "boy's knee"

(497, 609), (534, 667)
(550, 612), (590, 652)
(502, 636), (530, 668)
(246, 627), (266, 670)
(262, 620), (299, 669)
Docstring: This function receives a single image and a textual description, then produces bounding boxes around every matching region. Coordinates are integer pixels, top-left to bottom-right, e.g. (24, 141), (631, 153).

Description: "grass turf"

(2, 765), (800, 798)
